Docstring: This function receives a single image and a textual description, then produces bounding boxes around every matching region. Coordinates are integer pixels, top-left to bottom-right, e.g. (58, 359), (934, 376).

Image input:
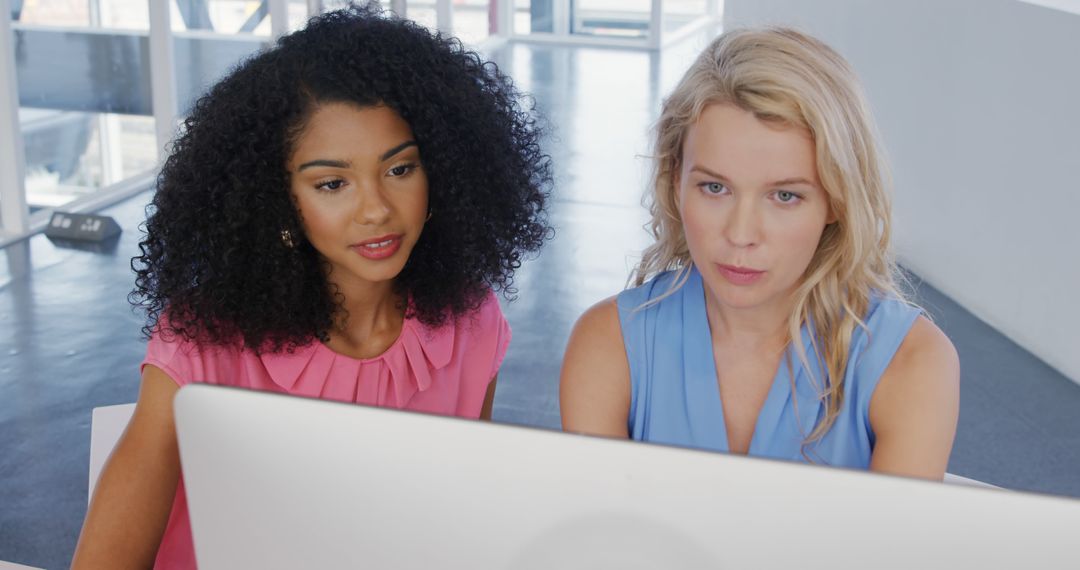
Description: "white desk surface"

(0, 561), (46, 570)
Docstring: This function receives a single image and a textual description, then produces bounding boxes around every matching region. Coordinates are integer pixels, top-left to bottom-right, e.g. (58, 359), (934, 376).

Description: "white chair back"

(88, 403), (136, 502)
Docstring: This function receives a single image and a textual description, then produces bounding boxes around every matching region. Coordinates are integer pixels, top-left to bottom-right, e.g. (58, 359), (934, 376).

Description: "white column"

(307, 0), (323, 18)
(492, 0), (513, 37)
(436, 0), (453, 34)
(709, 0), (724, 18)
(89, 0), (104, 26)
(148, 0), (178, 163)
(269, 0), (289, 38)
(553, 0), (569, 36)
(98, 115), (125, 185)
(390, 0), (407, 18)
(647, 0), (663, 50)
(89, 0), (124, 187)
(0, 6), (29, 235)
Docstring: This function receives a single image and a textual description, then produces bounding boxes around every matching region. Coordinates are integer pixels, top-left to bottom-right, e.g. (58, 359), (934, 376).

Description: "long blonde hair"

(635, 28), (907, 443)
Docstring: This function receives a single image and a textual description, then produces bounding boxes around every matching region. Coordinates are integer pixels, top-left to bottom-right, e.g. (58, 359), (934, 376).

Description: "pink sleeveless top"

(141, 292), (510, 569)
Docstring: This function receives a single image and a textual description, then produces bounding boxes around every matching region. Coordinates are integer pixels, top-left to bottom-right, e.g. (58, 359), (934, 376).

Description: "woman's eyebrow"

(298, 159), (351, 171)
(769, 177), (815, 187)
(689, 165), (816, 189)
(297, 141), (418, 171)
(689, 164), (731, 182)
(380, 141), (418, 161)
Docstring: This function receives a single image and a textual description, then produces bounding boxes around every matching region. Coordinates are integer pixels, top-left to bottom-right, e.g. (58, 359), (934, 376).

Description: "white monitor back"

(174, 384), (1080, 570)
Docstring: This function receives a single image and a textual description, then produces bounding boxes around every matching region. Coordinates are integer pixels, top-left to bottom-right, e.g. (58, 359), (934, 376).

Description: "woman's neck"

(325, 272), (404, 356)
(704, 288), (795, 354)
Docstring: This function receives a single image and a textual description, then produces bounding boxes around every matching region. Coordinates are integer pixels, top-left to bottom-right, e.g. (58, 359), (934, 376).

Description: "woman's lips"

(350, 234), (403, 260)
(716, 263), (765, 285)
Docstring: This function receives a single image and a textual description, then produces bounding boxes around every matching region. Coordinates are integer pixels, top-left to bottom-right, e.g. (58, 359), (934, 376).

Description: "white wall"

(722, 0), (1080, 383)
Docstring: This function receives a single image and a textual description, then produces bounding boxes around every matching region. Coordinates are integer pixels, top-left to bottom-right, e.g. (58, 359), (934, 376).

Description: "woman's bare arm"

(480, 375), (498, 421)
(71, 365), (182, 569)
(868, 316), (961, 480)
(559, 298), (633, 438)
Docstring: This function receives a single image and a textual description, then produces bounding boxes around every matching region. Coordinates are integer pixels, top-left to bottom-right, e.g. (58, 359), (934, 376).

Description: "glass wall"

(404, 0), (438, 30)
(572, 0), (651, 40)
(510, 1), (721, 48)
(514, 0), (550, 34)
(453, 0), (493, 45)
(663, 0), (708, 35)
(169, 0), (268, 34)
(9, 1), (161, 216)
(1, 0), (721, 239)
(0, 1), (331, 233)
(20, 110), (155, 212)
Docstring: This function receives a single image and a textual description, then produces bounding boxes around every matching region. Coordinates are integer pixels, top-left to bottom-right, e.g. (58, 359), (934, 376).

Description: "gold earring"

(280, 229), (296, 249)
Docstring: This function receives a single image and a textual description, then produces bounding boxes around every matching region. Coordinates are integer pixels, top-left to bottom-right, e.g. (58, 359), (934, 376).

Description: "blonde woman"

(560, 28), (959, 479)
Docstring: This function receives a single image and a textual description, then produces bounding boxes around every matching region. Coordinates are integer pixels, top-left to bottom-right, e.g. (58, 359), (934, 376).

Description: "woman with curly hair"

(73, 5), (550, 568)
(560, 28), (958, 478)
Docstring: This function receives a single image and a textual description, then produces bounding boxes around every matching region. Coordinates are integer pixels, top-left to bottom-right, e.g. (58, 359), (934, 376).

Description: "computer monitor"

(174, 384), (1079, 569)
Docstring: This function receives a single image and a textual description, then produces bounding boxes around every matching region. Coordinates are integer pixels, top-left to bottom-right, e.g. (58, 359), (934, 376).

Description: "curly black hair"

(131, 3), (552, 352)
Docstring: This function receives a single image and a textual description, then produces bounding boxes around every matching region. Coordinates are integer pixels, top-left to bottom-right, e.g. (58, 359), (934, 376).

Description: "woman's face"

(677, 103), (832, 313)
(288, 102), (429, 288)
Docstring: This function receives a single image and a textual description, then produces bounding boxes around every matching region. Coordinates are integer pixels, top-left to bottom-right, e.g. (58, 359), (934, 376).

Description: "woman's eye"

(388, 163), (416, 177)
(775, 190), (801, 203)
(700, 182), (727, 195)
(315, 179), (345, 192)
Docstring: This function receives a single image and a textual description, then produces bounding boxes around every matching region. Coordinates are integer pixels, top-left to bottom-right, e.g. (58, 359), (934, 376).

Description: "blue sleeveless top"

(617, 266), (921, 468)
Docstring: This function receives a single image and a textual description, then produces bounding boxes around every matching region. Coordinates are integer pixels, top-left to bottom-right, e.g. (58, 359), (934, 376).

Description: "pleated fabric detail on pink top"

(256, 316), (457, 408)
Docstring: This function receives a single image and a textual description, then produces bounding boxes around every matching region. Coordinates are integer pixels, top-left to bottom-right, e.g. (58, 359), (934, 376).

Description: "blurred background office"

(1, 1), (1078, 568)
